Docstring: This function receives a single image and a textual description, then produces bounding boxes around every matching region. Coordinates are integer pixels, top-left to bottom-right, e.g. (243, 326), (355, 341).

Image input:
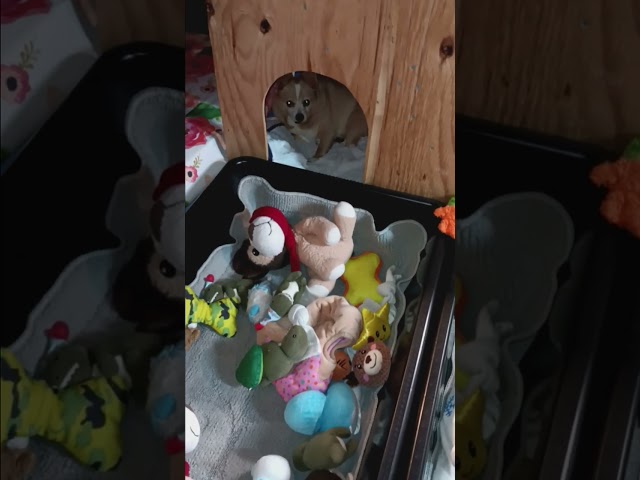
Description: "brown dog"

(271, 72), (368, 159)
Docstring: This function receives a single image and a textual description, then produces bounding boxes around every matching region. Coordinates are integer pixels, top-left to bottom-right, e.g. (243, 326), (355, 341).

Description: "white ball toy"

(185, 407), (200, 453)
(251, 455), (291, 480)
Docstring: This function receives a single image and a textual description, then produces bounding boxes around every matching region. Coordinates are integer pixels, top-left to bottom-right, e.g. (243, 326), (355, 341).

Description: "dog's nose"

(295, 113), (304, 123)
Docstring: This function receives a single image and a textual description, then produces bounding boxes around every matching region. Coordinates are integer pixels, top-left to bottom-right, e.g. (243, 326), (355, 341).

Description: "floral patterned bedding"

(185, 33), (285, 205)
(184, 33), (226, 206)
(1, 0), (96, 164)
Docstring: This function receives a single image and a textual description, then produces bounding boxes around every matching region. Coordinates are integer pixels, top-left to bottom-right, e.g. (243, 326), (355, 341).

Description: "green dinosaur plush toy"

(39, 333), (162, 404)
(236, 325), (308, 389)
(268, 271), (308, 320)
(201, 278), (253, 306)
(40, 345), (94, 391)
(1, 349), (129, 472)
(292, 427), (358, 472)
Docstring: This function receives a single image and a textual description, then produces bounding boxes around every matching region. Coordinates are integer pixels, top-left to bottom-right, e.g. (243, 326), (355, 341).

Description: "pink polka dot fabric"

(273, 355), (331, 403)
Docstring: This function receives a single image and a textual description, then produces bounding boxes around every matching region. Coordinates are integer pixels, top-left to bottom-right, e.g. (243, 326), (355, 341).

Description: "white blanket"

(268, 125), (367, 183)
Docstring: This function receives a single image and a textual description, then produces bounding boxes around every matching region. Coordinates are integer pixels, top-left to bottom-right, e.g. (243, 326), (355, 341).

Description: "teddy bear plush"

(349, 340), (391, 389)
(232, 202), (357, 297)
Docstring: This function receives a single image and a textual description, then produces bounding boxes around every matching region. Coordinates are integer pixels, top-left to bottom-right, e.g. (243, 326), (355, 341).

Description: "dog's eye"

(286, 100), (294, 107)
(159, 260), (176, 278)
(251, 248), (260, 256)
(302, 99), (310, 107)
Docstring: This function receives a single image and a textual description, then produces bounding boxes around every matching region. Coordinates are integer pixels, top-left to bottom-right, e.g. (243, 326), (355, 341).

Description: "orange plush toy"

(434, 197), (455, 239)
(590, 139), (640, 239)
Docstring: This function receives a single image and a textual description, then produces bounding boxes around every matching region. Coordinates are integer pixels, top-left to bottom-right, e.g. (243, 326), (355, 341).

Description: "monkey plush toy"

(112, 162), (184, 337)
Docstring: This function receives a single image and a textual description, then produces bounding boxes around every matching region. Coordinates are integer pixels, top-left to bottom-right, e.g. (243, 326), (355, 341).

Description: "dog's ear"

(298, 71), (319, 89)
(270, 73), (293, 94)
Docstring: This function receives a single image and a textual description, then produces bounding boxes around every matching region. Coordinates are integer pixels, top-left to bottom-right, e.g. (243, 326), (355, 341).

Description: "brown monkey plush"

(112, 163), (184, 336)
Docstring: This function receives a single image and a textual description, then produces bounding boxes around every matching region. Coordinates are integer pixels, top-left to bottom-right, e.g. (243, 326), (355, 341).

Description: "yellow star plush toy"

(340, 252), (383, 307)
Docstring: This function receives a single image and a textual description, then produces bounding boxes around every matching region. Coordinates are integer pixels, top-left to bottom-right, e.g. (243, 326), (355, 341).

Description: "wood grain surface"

(207, 0), (455, 200)
(456, 0), (640, 149)
(76, 0), (185, 52)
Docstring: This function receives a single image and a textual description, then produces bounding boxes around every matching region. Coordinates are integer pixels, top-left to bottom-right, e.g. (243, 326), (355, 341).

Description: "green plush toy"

(623, 137), (640, 160)
(201, 278), (253, 306)
(40, 345), (94, 391)
(185, 286), (239, 337)
(1, 349), (129, 472)
(269, 271), (307, 319)
(292, 427), (358, 472)
(39, 334), (162, 404)
(236, 325), (308, 388)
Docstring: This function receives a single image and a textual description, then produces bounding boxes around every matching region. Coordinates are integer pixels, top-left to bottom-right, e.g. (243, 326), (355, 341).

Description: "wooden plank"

(368, 0), (455, 200)
(207, 0), (455, 200)
(76, 0), (185, 52)
(456, 0), (640, 150)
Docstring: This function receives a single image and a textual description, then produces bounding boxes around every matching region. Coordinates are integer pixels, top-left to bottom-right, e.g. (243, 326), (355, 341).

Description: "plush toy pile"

(185, 201), (403, 479)
(1, 163), (187, 478)
(0, 321), (183, 476)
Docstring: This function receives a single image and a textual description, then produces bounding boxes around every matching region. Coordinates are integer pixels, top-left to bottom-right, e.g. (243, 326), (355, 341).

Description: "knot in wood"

(439, 36), (454, 59)
(259, 19), (271, 34)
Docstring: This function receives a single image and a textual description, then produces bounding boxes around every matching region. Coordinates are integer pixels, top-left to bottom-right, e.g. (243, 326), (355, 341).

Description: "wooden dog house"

(206, 0), (454, 200)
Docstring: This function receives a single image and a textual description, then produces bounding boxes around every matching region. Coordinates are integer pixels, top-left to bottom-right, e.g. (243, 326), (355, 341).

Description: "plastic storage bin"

(1, 43), (184, 479)
(186, 158), (455, 480)
(456, 116), (638, 480)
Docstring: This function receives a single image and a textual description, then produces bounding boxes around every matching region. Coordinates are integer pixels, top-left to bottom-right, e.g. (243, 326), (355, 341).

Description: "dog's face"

(273, 74), (318, 127)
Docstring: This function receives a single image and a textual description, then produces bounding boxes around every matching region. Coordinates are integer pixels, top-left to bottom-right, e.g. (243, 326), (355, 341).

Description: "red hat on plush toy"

(249, 207), (300, 271)
(150, 162), (185, 272)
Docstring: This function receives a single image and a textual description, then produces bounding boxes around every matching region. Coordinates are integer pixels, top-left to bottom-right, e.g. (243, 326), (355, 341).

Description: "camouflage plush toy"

(184, 278), (253, 338)
(1, 349), (130, 472)
(185, 286), (238, 338)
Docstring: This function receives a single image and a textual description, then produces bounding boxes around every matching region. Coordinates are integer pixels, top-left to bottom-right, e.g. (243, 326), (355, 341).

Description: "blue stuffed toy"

(284, 383), (359, 436)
